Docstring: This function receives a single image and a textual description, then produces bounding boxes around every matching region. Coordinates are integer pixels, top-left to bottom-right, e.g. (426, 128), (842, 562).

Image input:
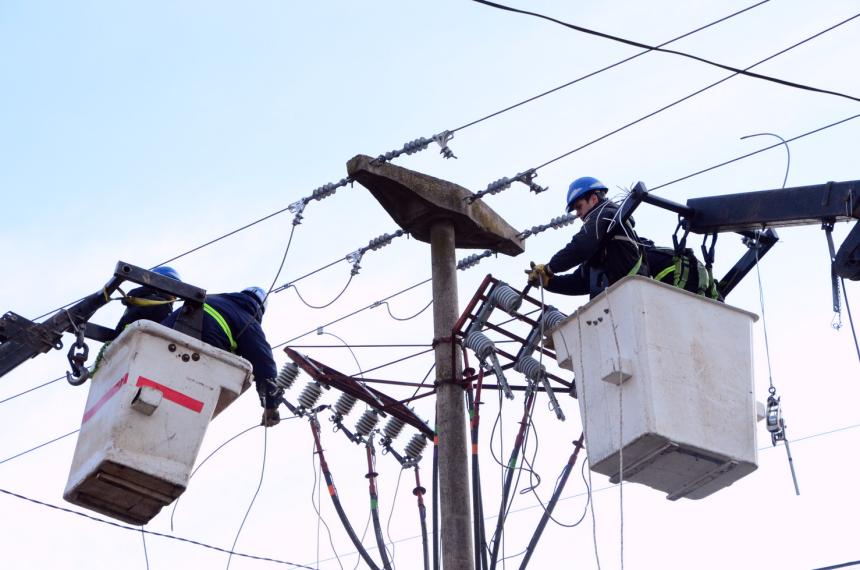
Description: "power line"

(530, 12), (860, 173)
(472, 0), (860, 104)
(0, 487), (317, 569)
(452, 0), (770, 133)
(651, 112), (860, 192)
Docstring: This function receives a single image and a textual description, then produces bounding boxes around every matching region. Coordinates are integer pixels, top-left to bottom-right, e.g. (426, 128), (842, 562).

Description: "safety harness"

(203, 303), (237, 352)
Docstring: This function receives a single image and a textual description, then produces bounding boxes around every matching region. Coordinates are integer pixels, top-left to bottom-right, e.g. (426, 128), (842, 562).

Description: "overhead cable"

(453, 0), (770, 133)
(472, 0), (860, 104)
(0, 487), (317, 569)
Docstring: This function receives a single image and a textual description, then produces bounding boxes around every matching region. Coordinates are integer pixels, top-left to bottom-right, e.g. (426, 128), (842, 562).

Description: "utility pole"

(347, 155), (523, 570)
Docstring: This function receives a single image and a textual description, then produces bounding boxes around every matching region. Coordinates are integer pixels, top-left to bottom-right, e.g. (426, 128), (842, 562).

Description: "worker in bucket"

(162, 286), (282, 427)
(114, 266), (183, 334)
(526, 176), (647, 298)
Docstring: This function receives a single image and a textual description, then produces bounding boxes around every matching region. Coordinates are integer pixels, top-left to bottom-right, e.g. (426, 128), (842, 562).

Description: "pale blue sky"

(1, 1), (859, 568)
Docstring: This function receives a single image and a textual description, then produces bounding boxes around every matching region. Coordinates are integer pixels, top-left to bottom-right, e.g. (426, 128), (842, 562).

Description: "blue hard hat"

(566, 176), (607, 212)
(242, 286), (269, 316)
(152, 266), (181, 281)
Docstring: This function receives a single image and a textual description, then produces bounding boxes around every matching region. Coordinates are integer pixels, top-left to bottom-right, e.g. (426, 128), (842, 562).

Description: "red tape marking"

(136, 376), (204, 413)
(82, 373), (128, 424)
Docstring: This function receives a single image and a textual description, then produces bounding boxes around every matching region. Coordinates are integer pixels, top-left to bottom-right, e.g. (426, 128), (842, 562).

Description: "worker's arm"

(545, 266), (590, 296)
(547, 215), (603, 274)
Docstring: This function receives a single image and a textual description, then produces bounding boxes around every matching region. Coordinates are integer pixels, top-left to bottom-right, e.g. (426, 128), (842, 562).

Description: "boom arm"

(0, 261), (207, 380)
(619, 180), (860, 297)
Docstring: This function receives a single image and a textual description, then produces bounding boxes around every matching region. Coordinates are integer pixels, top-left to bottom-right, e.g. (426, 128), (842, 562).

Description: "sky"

(1, 0), (859, 568)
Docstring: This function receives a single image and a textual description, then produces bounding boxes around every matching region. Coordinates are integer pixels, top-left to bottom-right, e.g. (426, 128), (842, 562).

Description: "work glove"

(261, 407), (281, 427)
(256, 378), (284, 410)
(525, 261), (553, 287)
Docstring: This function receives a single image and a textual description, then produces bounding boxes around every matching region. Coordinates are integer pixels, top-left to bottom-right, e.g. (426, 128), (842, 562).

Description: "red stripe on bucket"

(136, 376), (204, 413)
(82, 373), (128, 424)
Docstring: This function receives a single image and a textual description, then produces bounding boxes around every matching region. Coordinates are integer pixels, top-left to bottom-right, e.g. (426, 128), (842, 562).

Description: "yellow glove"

(525, 261), (553, 287)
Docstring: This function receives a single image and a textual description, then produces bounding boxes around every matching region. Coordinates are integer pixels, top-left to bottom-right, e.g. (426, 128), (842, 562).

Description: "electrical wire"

(652, 112), (860, 192)
(0, 486), (317, 569)
(318, 331), (365, 378)
(841, 278), (860, 364)
(472, 0), (860, 104)
(226, 426), (269, 570)
(385, 467), (407, 569)
(170, 424), (262, 531)
(453, 0), (770, 133)
(0, 428), (79, 466)
(141, 526), (150, 570)
(383, 299), (434, 321)
(310, 440), (345, 570)
(529, 13), (860, 174)
(292, 273), (355, 310)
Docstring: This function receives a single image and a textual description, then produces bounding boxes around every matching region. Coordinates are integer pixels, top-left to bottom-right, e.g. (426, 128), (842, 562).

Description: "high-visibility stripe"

(136, 376), (204, 413)
(203, 303), (237, 352)
(626, 254), (643, 277)
(82, 373), (128, 424)
(655, 265), (675, 282)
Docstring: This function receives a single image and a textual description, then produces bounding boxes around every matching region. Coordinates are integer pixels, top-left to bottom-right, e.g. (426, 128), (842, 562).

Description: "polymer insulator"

(404, 433), (428, 459)
(457, 250), (492, 271)
(363, 229), (405, 253)
(403, 137), (432, 155)
(541, 308), (566, 330)
(333, 392), (358, 417)
(273, 362), (300, 391)
(464, 331), (495, 361)
(383, 415), (407, 441)
(514, 355), (544, 383)
(489, 284), (521, 314)
(311, 177), (350, 202)
(355, 409), (380, 437)
(297, 381), (323, 409)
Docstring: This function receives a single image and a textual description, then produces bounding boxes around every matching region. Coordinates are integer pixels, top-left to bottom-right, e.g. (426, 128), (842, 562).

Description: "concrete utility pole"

(347, 155), (523, 570)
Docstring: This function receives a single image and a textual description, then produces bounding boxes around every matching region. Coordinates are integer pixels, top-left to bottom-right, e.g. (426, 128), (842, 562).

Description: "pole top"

(347, 154), (525, 257)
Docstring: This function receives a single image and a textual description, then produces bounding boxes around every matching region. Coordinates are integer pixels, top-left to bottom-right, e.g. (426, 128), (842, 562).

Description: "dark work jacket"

(162, 292), (277, 386)
(114, 286), (175, 335)
(545, 199), (647, 298)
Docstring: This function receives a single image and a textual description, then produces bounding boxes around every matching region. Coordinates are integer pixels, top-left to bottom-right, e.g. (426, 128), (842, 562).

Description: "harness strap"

(203, 303), (237, 352)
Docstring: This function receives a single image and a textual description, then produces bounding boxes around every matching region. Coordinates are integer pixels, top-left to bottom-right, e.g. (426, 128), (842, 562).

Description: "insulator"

(541, 308), (566, 331)
(297, 381), (323, 409)
(273, 362), (300, 391)
(403, 137), (431, 155)
(355, 409), (380, 437)
(514, 355), (544, 383)
(364, 229), (405, 253)
(311, 177), (349, 202)
(404, 433), (428, 459)
(383, 415), (407, 441)
(464, 331), (495, 361)
(550, 214), (576, 229)
(490, 284), (521, 314)
(333, 392), (358, 417)
(457, 250), (492, 271)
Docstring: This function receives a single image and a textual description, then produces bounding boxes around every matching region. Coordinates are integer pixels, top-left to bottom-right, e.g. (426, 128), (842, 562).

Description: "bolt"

(168, 344), (176, 352)
(597, 317), (603, 323)
(182, 354), (190, 362)
(191, 353), (200, 361)
(603, 308), (609, 314)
